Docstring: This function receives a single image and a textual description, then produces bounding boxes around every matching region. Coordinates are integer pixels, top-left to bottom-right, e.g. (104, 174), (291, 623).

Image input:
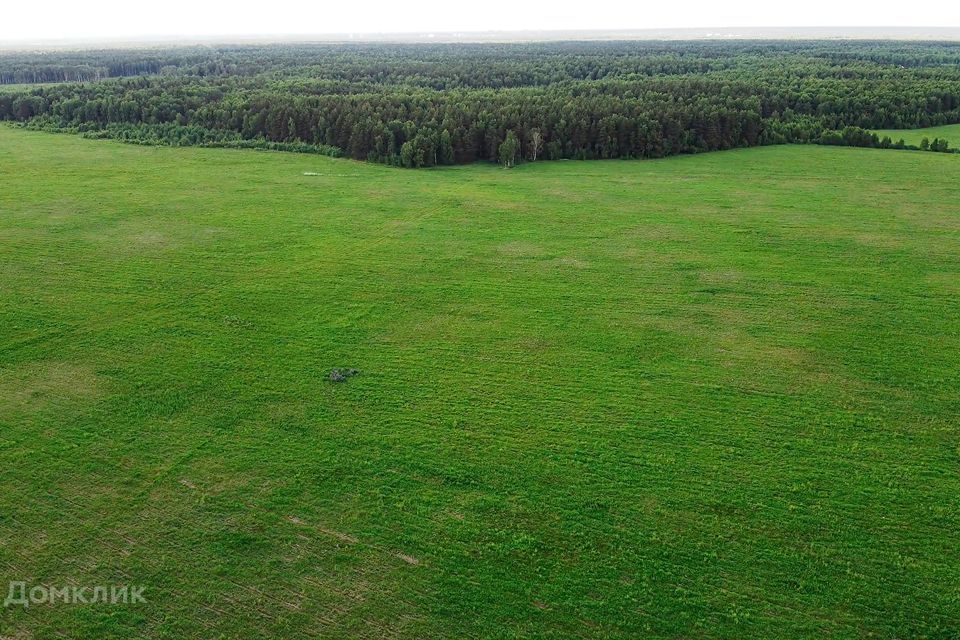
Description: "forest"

(2, 40), (959, 166)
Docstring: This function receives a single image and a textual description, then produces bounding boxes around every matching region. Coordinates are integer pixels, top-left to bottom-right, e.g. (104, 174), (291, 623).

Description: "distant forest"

(2, 41), (959, 166)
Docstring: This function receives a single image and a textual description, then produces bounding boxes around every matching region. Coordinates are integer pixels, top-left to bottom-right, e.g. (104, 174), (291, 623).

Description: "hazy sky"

(2, 0), (958, 41)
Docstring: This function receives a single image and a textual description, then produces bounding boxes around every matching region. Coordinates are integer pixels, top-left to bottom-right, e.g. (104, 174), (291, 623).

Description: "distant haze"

(4, 28), (960, 50)
(1, 0), (959, 44)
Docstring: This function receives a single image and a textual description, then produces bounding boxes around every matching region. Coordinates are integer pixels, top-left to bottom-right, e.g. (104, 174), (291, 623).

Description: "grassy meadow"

(0, 83), (60, 92)
(874, 122), (960, 146)
(0, 127), (958, 639)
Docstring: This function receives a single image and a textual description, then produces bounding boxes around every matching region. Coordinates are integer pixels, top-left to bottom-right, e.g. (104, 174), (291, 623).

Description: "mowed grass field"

(0, 126), (958, 639)
(874, 122), (960, 146)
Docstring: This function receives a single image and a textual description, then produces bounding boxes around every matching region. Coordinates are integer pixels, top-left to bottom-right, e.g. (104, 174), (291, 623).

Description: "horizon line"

(3, 26), (960, 49)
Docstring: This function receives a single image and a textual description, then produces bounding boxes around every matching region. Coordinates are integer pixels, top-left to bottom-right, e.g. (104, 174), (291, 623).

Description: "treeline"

(0, 47), (227, 85)
(5, 41), (960, 88)
(0, 77), (768, 164)
(18, 116), (342, 155)
(814, 125), (954, 152)
(2, 41), (959, 166)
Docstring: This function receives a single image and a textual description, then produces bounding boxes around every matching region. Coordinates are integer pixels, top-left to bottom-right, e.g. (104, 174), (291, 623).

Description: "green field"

(1, 127), (958, 639)
(874, 122), (960, 146)
(0, 83), (60, 92)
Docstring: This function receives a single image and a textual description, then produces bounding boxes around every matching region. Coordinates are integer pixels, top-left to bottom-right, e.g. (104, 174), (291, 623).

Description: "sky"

(1, 0), (958, 41)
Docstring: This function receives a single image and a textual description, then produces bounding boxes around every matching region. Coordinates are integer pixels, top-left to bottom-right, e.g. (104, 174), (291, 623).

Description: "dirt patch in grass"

(849, 231), (910, 250)
(551, 256), (589, 269)
(126, 230), (170, 249)
(394, 552), (420, 565)
(537, 187), (587, 203)
(699, 269), (743, 285)
(924, 272), (960, 294)
(91, 220), (225, 255)
(0, 361), (105, 414)
(497, 241), (546, 258)
(287, 515), (359, 544)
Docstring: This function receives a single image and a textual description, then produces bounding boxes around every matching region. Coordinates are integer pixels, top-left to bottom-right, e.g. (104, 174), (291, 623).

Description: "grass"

(873, 122), (960, 146)
(0, 127), (958, 639)
(0, 83), (61, 92)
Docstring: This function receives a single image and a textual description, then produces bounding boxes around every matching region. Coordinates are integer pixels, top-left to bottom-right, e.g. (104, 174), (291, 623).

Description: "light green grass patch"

(873, 122), (960, 146)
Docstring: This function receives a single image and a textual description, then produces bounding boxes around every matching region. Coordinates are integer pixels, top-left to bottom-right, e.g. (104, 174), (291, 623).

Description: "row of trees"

(2, 41), (959, 167)
(5, 41), (960, 87)
(815, 125), (954, 153)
